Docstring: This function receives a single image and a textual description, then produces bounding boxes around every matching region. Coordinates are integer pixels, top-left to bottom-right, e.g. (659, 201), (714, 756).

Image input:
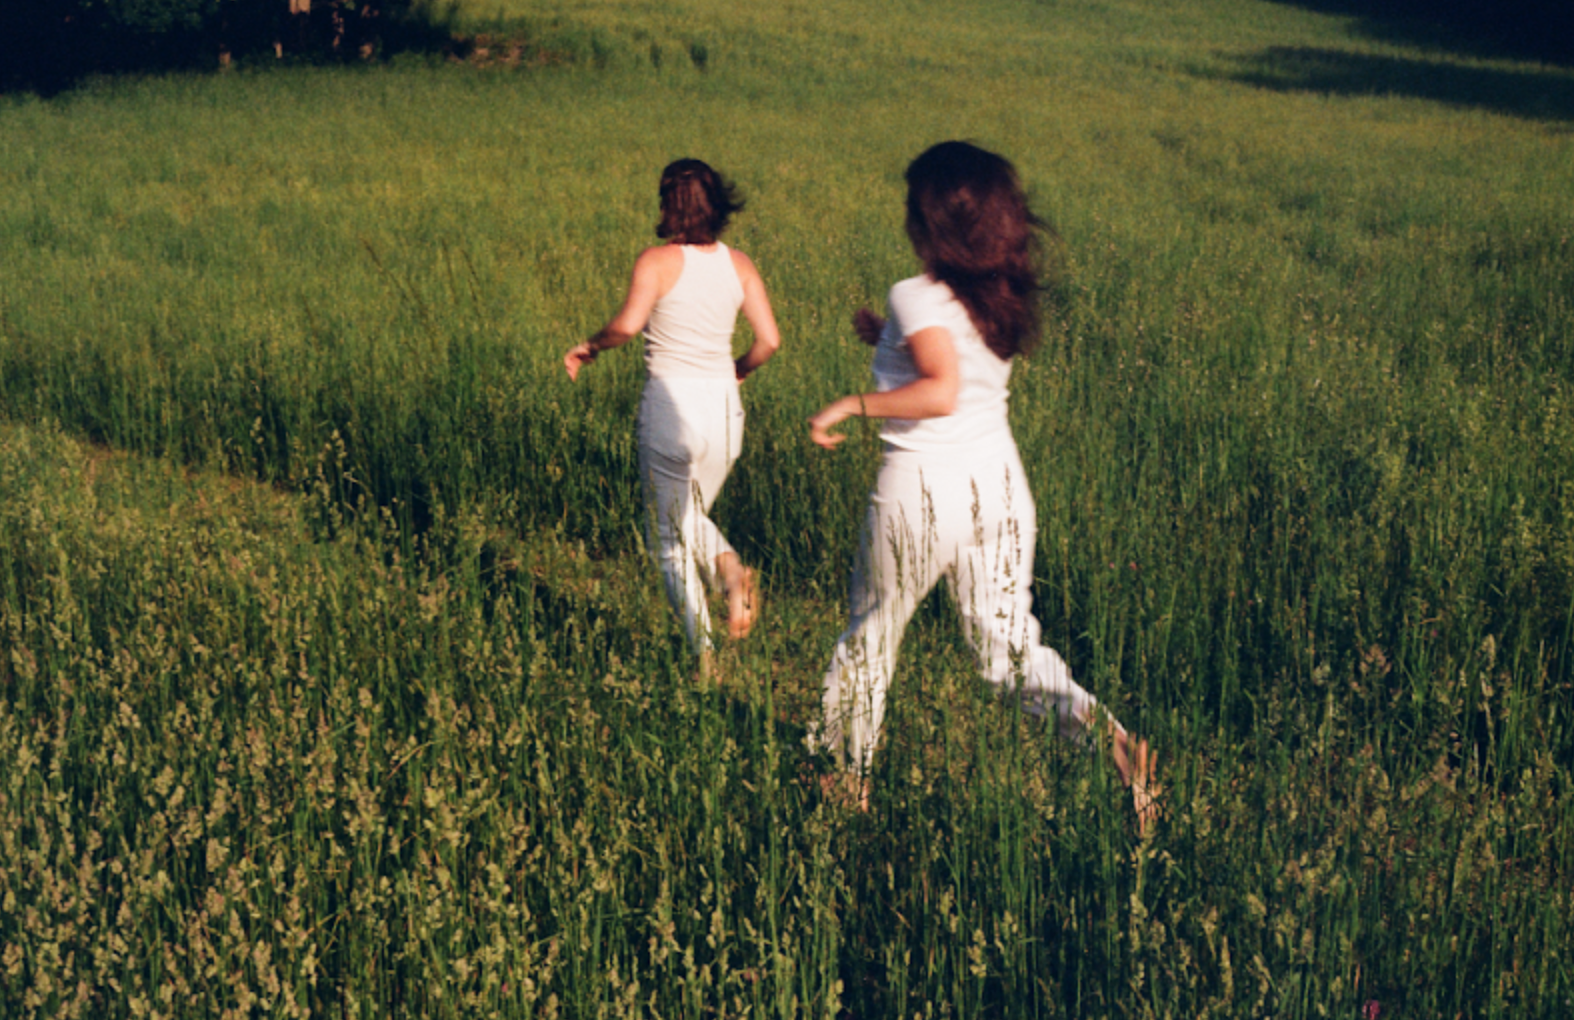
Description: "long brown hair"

(904, 141), (1050, 360)
(656, 159), (743, 245)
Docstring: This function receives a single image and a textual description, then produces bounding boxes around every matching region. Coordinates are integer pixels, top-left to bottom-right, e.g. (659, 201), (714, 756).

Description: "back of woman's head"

(904, 141), (1049, 360)
(657, 159), (743, 245)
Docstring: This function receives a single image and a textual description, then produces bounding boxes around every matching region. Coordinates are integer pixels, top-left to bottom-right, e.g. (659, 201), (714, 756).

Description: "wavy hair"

(904, 141), (1052, 360)
(655, 159), (743, 245)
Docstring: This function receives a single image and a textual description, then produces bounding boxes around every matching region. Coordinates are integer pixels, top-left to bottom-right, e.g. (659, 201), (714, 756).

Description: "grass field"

(3, 0), (1574, 1015)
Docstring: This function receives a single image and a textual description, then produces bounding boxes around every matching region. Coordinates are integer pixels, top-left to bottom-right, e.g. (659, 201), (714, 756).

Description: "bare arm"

(731, 250), (781, 381)
(809, 324), (959, 449)
(563, 247), (673, 381)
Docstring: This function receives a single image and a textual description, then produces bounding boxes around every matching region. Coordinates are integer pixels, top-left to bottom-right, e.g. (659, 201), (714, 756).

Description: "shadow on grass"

(1261, 0), (1573, 68)
(1220, 46), (1574, 122)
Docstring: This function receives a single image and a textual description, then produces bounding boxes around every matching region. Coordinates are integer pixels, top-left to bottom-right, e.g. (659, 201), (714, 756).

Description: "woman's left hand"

(563, 342), (598, 381)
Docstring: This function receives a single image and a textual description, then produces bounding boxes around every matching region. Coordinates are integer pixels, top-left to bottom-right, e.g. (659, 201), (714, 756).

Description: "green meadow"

(2, 0), (1573, 1015)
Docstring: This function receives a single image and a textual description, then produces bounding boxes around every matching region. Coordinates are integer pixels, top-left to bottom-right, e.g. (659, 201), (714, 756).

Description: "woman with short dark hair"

(566, 159), (780, 669)
(809, 142), (1156, 826)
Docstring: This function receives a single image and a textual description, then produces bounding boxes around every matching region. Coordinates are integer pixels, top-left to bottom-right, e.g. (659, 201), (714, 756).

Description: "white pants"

(815, 442), (1103, 774)
(638, 376), (744, 652)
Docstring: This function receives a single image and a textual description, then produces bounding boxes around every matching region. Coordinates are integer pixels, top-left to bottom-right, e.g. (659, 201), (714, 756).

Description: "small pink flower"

(1362, 1000), (1380, 1020)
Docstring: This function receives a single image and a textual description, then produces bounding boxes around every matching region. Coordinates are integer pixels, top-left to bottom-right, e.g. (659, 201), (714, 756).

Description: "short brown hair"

(656, 159), (743, 245)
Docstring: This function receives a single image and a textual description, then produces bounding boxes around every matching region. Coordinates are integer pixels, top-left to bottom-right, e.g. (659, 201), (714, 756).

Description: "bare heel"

(818, 771), (871, 812)
(726, 564), (757, 640)
(1107, 715), (1161, 836)
(1130, 740), (1159, 836)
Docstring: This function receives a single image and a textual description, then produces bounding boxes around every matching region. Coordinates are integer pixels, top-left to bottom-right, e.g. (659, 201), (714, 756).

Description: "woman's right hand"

(852, 308), (885, 347)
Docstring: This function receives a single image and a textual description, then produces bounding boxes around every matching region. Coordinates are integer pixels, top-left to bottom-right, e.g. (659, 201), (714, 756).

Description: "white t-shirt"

(873, 275), (1014, 453)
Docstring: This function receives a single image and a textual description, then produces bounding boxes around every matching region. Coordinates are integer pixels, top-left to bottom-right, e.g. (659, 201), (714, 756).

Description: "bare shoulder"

(635, 245), (684, 272)
(632, 244), (685, 293)
(728, 247), (763, 285)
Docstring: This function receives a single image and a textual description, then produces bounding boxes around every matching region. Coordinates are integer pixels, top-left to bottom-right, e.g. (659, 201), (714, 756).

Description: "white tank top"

(643, 244), (745, 380)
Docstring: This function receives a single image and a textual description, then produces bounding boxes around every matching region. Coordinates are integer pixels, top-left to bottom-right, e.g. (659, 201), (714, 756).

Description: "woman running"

(808, 141), (1156, 827)
(565, 159), (780, 670)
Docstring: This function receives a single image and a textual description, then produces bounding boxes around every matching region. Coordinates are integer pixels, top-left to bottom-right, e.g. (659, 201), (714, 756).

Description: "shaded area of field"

(1220, 45), (1574, 121)
(1264, 0), (1574, 67)
(3, 420), (1570, 1018)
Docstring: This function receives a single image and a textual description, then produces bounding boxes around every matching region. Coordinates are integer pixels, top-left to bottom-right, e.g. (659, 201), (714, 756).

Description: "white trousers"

(815, 442), (1103, 774)
(637, 376), (744, 652)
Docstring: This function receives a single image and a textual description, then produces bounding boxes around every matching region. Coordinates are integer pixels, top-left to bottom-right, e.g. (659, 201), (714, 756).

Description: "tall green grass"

(2, 0), (1573, 1014)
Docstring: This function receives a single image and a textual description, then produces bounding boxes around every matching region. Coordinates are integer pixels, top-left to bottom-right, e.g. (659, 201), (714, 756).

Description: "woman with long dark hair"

(809, 141), (1156, 825)
(565, 159), (780, 670)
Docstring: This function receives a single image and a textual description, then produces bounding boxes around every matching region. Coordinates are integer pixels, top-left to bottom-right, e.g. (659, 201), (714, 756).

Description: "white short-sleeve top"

(642, 243), (746, 381)
(873, 274), (1014, 453)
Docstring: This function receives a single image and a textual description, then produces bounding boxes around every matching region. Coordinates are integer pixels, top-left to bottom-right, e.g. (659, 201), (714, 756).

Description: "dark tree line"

(2, 0), (444, 92)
